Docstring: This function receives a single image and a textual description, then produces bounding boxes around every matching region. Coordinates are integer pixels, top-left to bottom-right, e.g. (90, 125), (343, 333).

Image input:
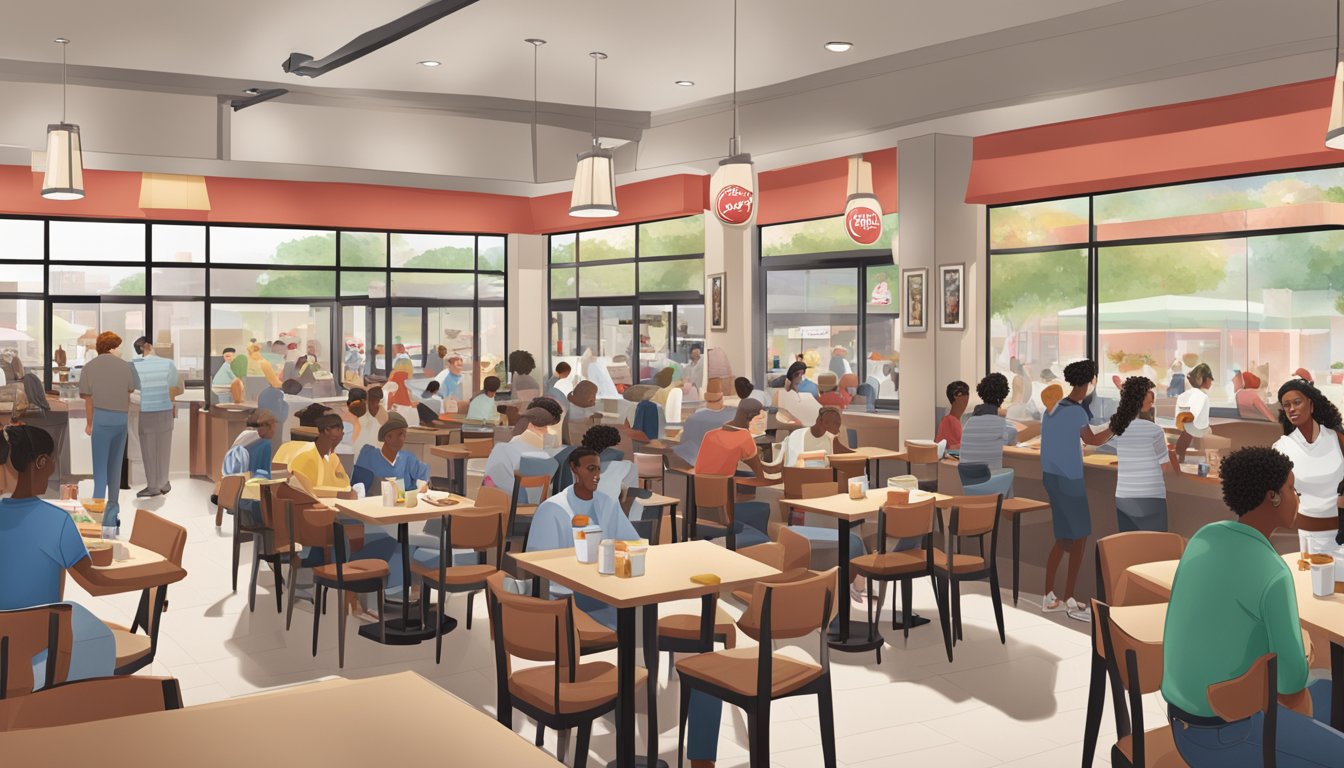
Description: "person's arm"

(740, 432), (764, 478)
(831, 434), (854, 455)
(1261, 571), (1311, 709)
(524, 502), (565, 552)
(1154, 428), (1181, 475)
(81, 393), (93, 435)
(168, 361), (183, 399)
(1079, 412), (1112, 446)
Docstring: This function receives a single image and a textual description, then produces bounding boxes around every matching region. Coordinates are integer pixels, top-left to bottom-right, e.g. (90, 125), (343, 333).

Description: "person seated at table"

(782, 405), (853, 468)
(936, 380), (970, 451)
(432, 354), (465, 401)
(1235, 371), (1276, 422)
(1164, 446), (1343, 765)
(673, 379), (736, 467)
(958, 372), (1024, 485)
(0, 424), (120, 683)
(465, 376), (502, 425)
(220, 408), (277, 526)
(580, 424), (638, 502)
(692, 399), (771, 545)
(565, 379), (599, 429)
(777, 361), (822, 426)
(419, 379), (444, 416)
(546, 361), (575, 400)
(482, 407), (555, 493)
(352, 413), (432, 496)
(817, 372), (857, 409)
(342, 387), (378, 454)
(651, 366), (676, 407)
(734, 376), (771, 409)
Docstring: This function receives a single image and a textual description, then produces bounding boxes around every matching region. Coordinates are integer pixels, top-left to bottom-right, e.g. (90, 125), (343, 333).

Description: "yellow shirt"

(287, 443), (350, 497)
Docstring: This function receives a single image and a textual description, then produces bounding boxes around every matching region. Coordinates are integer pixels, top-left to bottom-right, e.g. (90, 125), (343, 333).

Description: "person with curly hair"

(1163, 447), (1343, 765)
(581, 423), (638, 502)
(957, 373), (1024, 485)
(1039, 359), (1111, 622)
(1108, 377), (1178, 532)
(79, 331), (137, 537)
(508, 350), (540, 397)
(1273, 377), (1344, 553)
(936, 380), (970, 450)
(1174, 362), (1214, 463)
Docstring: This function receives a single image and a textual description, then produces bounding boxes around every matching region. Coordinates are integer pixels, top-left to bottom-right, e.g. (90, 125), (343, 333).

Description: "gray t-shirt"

(79, 353), (138, 412)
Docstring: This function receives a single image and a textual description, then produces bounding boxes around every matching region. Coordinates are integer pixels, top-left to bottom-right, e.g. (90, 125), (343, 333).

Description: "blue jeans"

(30, 602), (114, 688)
(91, 408), (129, 528)
(1171, 680), (1341, 767)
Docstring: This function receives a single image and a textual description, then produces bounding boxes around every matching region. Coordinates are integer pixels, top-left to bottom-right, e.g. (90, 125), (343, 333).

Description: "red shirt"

(936, 413), (963, 449)
(695, 428), (758, 476)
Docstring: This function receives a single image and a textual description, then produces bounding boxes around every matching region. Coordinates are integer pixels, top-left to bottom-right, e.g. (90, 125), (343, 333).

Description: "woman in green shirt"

(1164, 446), (1341, 766)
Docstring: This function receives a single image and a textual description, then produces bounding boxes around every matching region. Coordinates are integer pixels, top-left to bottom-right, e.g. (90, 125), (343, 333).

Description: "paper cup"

(1309, 554), (1335, 598)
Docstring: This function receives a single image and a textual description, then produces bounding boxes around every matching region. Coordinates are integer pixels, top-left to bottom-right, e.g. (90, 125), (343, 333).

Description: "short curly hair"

(508, 350), (536, 376)
(976, 372), (1010, 407)
(1063, 359), (1097, 388)
(946, 380), (969, 404)
(95, 331), (122, 355)
(528, 396), (564, 423)
(1276, 378), (1343, 436)
(581, 424), (622, 453)
(1220, 447), (1293, 517)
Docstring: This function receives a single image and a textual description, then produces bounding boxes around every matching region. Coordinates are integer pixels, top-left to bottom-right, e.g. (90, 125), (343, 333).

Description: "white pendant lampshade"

(1329, 61), (1344, 150)
(711, 149), (756, 226)
(844, 155), (882, 245)
(42, 123), (84, 200)
(570, 141), (618, 217)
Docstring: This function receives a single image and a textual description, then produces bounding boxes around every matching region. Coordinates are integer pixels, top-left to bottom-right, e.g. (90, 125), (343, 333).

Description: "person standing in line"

(1108, 376), (1179, 532)
(130, 337), (180, 498)
(433, 354), (465, 401)
(1174, 363), (1214, 463)
(79, 332), (138, 538)
(424, 344), (447, 377)
(1272, 378), (1344, 554)
(1039, 359), (1111, 622)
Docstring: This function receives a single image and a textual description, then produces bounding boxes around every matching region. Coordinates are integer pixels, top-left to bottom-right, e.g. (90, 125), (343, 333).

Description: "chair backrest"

(485, 573), (579, 691)
(963, 469), (1014, 500)
(130, 509), (187, 566)
(879, 497), (937, 543)
(216, 474), (246, 518)
(783, 466), (838, 498)
(798, 481), (839, 500)
(0, 675), (182, 730)
(1096, 532), (1186, 605)
(516, 456), (558, 505)
(0, 605), (72, 698)
(1096, 600), (1164, 696)
(289, 502), (337, 550)
(633, 452), (661, 478)
(445, 507), (506, 558)
(692, 473), (733, 511)
(945, 494), (1002, 538)
(1207, 653), (1277, 723)
(739, 567), (839, 644)
(904, 440), (941, 464)
(777, 526), (812, 571)
(463, 437), (494, 460)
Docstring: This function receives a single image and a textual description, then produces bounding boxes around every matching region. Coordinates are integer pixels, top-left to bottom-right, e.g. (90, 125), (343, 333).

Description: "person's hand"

(85, 420), (93, 436)
(1279, 688), (1313, 717)
(1303, 628), (1317, 667)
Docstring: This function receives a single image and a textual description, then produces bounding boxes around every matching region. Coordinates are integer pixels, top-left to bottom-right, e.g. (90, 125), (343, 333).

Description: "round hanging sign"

(715, 184), (755, 225)
(845, 204), (882, 245)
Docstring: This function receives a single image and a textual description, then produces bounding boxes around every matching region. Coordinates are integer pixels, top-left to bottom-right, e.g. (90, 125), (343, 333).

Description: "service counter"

(205, 405), (254, 482)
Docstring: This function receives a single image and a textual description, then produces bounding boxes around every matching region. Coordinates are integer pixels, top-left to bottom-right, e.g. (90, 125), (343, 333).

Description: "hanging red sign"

(714, 184), (754, 225)
(846, 205), (882, 245)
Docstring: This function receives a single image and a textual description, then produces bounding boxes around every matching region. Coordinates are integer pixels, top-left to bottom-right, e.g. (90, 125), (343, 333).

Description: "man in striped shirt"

(131, 337), (180, 498)
(957, 372), (1022, 485)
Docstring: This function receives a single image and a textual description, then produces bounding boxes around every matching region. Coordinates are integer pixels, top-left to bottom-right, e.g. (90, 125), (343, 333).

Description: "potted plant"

(1331, 362), (1344, 385)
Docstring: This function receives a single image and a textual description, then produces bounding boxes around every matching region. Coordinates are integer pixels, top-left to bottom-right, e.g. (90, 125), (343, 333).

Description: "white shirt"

(1111, 419), (1169, 499)
(553, 376), (576, 397)
(777, 389), (821, 426)
(1273, 426), (1344, 520)
(1176, 388), (1211, 437)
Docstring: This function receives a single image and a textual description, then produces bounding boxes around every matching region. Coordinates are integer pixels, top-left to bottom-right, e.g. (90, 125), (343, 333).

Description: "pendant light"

(843, 155), (883, 245)
(710, 0), (756, 227)
(1329, 0), (1344, 149)
(42, 37), (85, 200)
(569, 51), (618, 217)
(526, 38), (545, 183)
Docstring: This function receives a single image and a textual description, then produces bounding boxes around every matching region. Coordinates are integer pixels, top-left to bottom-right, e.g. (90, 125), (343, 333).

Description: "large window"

(988, 165), (1344, 413)
(758, 213), (900, 404)
(548, 215), (706, 387)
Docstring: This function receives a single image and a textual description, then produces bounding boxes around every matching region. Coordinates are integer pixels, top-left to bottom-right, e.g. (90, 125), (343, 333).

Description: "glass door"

(763, 268), (859, 382)
(340, 302), (385, 382)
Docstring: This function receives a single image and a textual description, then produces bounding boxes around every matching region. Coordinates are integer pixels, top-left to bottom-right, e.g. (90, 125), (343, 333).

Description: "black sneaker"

(136, 487), (161, 498)
(160, 483), (172, 494)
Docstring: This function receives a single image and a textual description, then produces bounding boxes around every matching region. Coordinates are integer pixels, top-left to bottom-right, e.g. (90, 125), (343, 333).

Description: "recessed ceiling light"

(675, 80), (694, 87)
(243, 88), (260, 95)
(824, 41), (853, 52)
(418, 60), (442, 67)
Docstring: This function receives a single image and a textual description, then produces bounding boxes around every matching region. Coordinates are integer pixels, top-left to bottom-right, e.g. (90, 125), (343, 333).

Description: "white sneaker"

(101, 526), (119, 540)
(1041, 591), (1066, 613)
(1066, 597), (1092, 623)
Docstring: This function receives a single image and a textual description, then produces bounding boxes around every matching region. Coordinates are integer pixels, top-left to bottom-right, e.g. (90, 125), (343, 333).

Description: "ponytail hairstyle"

(1109, 376), (1154, 437)
(1276, 377), (1343, 436)
(0, 424), (55, 471)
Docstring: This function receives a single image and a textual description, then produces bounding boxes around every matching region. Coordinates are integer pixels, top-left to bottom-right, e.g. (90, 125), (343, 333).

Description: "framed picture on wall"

(902, 268), (927, 333)
(939, 263), (964, 330)
(708, 272), (726, 330)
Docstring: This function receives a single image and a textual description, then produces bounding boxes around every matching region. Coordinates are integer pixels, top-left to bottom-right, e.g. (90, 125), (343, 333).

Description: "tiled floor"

(68, 474), (1156, 767)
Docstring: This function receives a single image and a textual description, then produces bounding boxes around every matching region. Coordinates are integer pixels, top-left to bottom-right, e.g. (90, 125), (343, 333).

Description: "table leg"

(453, 457), (466, 496)
(667, 503), (679, 544)
(615, 606), (637, 768)
(1011, 514), (1021, 606)
(358, 521), (454, 644)
(828, 519), (884, 652)
(1333, 641), (1344, 732)
(636, 605), (670, 768)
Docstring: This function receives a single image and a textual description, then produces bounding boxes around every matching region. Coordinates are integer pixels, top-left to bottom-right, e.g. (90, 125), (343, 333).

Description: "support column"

(704, 211), (757, 383)
(508, 233), (547, 362)
(897, 134), (985, 440)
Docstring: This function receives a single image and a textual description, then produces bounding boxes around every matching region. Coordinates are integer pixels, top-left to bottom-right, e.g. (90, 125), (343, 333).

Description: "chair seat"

(695, 522), (769, 549)
(313, 559), (390, 584)
(657, 606), (737, 648)
(574, 608), (618, 651)
(676, 647), (823, 699)
(510, 661), (648, 715)
(110, 628), (152, 667)
(851, 549), (928, 577)
(930, 548), (986, 575)
(410, 561), (496, 587)
(1114, 728), (1186, 768)
(730, 568), (815, 604)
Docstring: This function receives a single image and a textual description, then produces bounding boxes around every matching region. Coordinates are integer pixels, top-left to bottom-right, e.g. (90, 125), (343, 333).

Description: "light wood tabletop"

(781, 488), (951, 521)
(511, 539), (780, 610)
(335, 492), (476, 526)
(81, 539), (165, 571)
(430, 444), (473, 459)
(829, 446), (907, 462)
(0, 672), (563, 767)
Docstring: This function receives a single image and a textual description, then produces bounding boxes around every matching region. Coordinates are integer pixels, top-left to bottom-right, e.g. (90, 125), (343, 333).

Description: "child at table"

(0, 424), (118, 684)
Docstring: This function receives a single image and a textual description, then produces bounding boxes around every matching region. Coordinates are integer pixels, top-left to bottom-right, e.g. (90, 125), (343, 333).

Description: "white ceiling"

(2, 0), (1118, 111)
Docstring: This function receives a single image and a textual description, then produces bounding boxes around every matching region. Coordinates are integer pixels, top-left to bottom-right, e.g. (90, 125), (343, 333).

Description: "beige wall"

(704, 210), (757, 382)
(507, 234), (548, 363)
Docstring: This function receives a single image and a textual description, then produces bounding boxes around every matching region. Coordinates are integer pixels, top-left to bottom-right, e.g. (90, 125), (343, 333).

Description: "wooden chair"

(729, 527), (814, 604)
(690, 474), (769, 551)
(903, 440), (942, 492)
(486, 572), (646, 768)
(1094, 599), (1279, 768)
(215, 472), (244, 527)
(663, 453), (696, 540)
(288, 504), (388, 668)
(676, 568), (840, 768)
(0, 675), (182, 731)
(506, 458), (557, 551)
(0, 605), (71, 699)
(633, 452), (663, 492)
(111, 509), (186, 675)
(251, 483), (298, 614)
(933, 494), (1004, 661)
(215, 474), (260, 593)
(850, 497), (947, 662)
(412, 506), (505, 663)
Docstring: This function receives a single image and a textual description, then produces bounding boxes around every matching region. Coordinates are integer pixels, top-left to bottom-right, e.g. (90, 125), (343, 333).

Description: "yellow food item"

(1175, 412), (1193, 427)
(614, 541), (629, 552)
(690, 574), (721, 585)
(571, 514), (591, 527)
(1040, 383), (1064, 412)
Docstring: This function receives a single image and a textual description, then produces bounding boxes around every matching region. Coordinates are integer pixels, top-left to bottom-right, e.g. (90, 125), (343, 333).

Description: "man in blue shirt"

(1039, 359), (1111, 622)
(351, 413), (432, 495)
(131, 337), (180, 498)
